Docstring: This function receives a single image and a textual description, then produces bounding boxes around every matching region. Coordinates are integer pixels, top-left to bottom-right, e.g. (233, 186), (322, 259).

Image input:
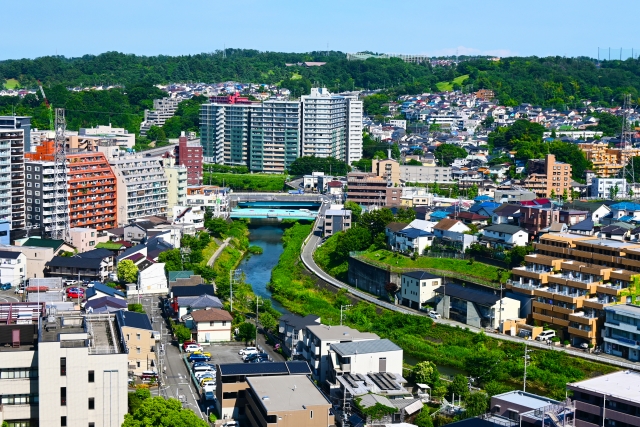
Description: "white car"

(222, 422), (238, 427)
(428, 310), (441, 320)
(202, 382), (216, 391)
(238, 347), (256, 355)
(185, 344), (203, 353)
(536, 330), (556, 341)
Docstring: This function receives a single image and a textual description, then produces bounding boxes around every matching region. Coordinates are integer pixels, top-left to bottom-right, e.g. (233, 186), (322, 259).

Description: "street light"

(340, 305), (352, 326)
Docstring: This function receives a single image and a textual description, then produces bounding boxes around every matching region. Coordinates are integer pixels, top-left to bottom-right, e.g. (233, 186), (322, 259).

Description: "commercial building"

(0, 305), (128, 427)
(400, 271), (442, 310)
(24, 160), (69, 237)
(114, 310), (157, 376)
(603, 304), (640, 361)
(568, 370), (640, 427)
(524, 154), (572, 198)
(175, 134), (203, 185)
(109, 155), (168, 225)
(245, 375), (334, 427)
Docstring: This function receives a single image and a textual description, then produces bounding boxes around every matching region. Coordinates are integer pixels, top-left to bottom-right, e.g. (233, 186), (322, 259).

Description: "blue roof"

(611, 202), (640, 211)
(86, 283), (125, 299)
(429, 211), (449, 220)
(618, 215), (634, 222)
(474, 195), (494, 202)
(398, 228), (432, 238)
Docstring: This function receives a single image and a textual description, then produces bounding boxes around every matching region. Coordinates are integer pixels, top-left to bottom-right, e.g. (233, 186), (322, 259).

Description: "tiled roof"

(190, 308), (233, 322)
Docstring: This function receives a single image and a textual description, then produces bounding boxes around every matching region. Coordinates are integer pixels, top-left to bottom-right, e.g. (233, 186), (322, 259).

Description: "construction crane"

(37, 81), (54, 131)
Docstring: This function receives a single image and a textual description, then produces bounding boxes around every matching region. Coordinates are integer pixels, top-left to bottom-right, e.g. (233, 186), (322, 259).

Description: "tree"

(117, 260), (139, 283)
(434, 143), (467, 167)
(158, 249), (183, 272)
(123, 396), (208, 427)
(550, 189), (556, 199)
(259, 312), (277, 333)
(146, 125), (166, 142)
(237, 322), (256, 344)
(610, 184), (619, 200)
(173, 324), (192, 343)
(128, 304), (145, 313)
(359, 208), (395, 236)
(412, 361), (440, 386)
(413, 149), (424, 156)
(464, 392), (489, 418)
(562, 188), (568, 201)
(407, 159), (422, 165)
(335, 227), (372, 258)
(448, 374), (470, 401)
(481, 116), (495, 129)
(344, 201), (363, 223)
(128, 387), (151, 414)
(205, 217), (230, 238)
(288, 156), (350, 176)
(391, 143), (401, 160)
(413, 410), (434, 427)
(467, 184), (479, 200)
(395, 207), (416, 223)
(384, 281), (400, 295)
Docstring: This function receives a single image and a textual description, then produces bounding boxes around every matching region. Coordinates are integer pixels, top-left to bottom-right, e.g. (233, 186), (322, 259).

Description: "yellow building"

(579, 142), (640, 178)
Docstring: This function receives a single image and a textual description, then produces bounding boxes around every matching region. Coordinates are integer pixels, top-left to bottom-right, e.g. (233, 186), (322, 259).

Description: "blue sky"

(2, 0), (639, 60)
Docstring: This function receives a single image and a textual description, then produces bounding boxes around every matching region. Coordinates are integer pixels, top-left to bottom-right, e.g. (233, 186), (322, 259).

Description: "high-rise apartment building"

(249, 101), (300, 172)
(109, 155), (168, 225)
(524, 154), (572, 198)
(0, 116), (31, 151)
(9, 130), (25, 237)
(164, 162), (188, 215)
(25, 160), (69, 236)
(0, 130), (16, 228)
(175, 134), (203, 185)
(200, 103), (251, 166)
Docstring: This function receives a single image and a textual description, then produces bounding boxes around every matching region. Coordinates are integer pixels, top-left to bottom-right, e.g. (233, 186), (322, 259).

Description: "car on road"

(67, 287), (84, 298)
(189, 353), (211, 362)
(427, 310), (441, 320)
(204, 391), (215, 401)
(0, 283), (12, 291)
(222, 421), (238, 427)
(184, 344), (203, 353)
(238, 347), (256, 355)
(202, 381), (216, 390)
(536, 330), (556, 341)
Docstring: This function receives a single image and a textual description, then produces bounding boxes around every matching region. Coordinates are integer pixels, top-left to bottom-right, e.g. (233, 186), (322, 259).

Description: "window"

(26, 190), (31, 195)
(60, 387), (66, 406)
(26, 174), (31, 179)
(136, 333), (141, 340)
(0, 368), (36, 379)
(35, 207), (39, 212)
(35, 175), (39, 180)
(89, 424), (95, 427)
(35, 183), (39, 188)
(35, 167), (40, 172)
(88, 370), (94, 383)
(35, 191), (39, 196)
(60, 358), (66, 376)
(88, 398), (94, 410)
(310, 410), (313, 419)
(222, 321), (227, 326)
(61, 417), (66, 427)
(26, 166), (31, 171)
(136, 347), (141, 354)
(26, 198), (31, 203)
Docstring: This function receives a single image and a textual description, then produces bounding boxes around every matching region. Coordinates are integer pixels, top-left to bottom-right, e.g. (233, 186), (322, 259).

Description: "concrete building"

(68, 227), (110, 253)
(78, 124), (135, 149)
(200, 101), (252, 165)
(301, 88), (348, 161)
(346, 173), (400, 207)
(372, 157), (400, 184)
(137, 260), (168, 295)
(603, 304), (640, 361)
(140, 97), (181, 136)
(524, 154), (572, 198)
(303, 325), (379, 384)
(163, 162), (188, 217)
(175, 134), (203, 185)
(400, 165), (453, 184)
(591, 178), (627, 199)
(0, 243), (55, 278)
(345, 95), (363, 163)
(24, 160), (69, 237)
(435, 282), (520, 329)
(400, 271), (442, 310)
(188, 308), (233, 342)
(323, 205), (352, 237)
(186, 186), (229, 219)
(0, 126), (26, 239)
(327, 338), (403, 382)
(579, 142), (640, 178)
(245, 375), (334, 427)
(278, 314), (321, 357)
(488, 390), (575, 427)
(568, 370), (640, 427)
(109, 155), (168, 225)
(0, 250), (26, 286)
(114, 310), (156, 376)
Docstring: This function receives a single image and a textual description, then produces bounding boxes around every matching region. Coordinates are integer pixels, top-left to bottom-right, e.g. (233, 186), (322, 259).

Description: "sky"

(2, 0), (639, 61)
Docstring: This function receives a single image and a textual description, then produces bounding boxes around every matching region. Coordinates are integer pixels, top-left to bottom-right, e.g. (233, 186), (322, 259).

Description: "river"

(239, 221), (290, 314)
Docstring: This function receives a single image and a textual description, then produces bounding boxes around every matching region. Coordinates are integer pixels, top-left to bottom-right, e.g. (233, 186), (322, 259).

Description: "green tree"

(407, 159), (423, 165)
(434, 144), (467, 166)
(128, 387), (151, 414)
(205, 217), (230, 238)
(464, 392), (489, 418)
(158, 249), (183, 272)
(128, 304), (145, 313)
(359, 208), (395, 236)
(395, 207), (416, 222)
(413, 149), (424, 156)
(117, 260), (139, 283)
(344, 201), (362, 223)
(288, 156), (350, 176)
(237, 322), (256, 344)
(173, 324), (192, 343)
(448, 374), (470, 401)
(593, 112), (623, 136)
(414, 410), (434, 427)
(146, 125), (166, 142)
(562, 188), (568, 201)
(467, 184), (479, 200)
(391, 143), (401, 160)
(123, 396), (208, 427)
(259, 312), (277, 333)
(335, 227), (372, 258)
(412, 361), (439, 386)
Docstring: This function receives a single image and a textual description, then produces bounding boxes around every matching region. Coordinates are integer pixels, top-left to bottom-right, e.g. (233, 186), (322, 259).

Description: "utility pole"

(340, 305), (352, 326)
(523, 344), (532, 392)
(229, 269), (241, 312)
(255, 296), (262, 346)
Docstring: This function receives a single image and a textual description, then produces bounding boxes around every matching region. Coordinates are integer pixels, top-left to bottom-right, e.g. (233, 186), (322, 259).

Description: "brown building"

(114, 310), (156, 376)
(519, 206), (559, 235)
(176, 134), (203, 185)
(524, 154), (572, 198)
(245, 375), (333, 427)
(346, 173), (400, 207)
(371, 157), (400, 184)
(578, 142), (640, 178)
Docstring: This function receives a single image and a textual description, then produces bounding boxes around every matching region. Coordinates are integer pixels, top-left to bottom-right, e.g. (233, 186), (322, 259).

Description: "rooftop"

(247, 375), (330, 412)
(22, 238), (65, 250)
(605, 304), (640, 317)
(115, 310), (152, 331)
(403, 270), (441, 281)
(306, 324), (379, 342)
(190, 308), (232, 322)
(568, 371), (640, 403)
(331, 338), (402, 356)
(493, 390), (558, 410)
(218, 361), (311, 376)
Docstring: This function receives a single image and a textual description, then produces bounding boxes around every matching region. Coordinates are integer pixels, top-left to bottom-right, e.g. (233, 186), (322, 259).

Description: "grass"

(200, 240), (220, 266)
(203, 172), (286, 192)
(435, 74), (469, 92)
(4, 79), (19, 89)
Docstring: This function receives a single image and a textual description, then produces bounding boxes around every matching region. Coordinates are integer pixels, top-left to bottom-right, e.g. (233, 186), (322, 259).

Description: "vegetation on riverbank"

(202, 172), (286, 191)
(271, 223), (618, 400)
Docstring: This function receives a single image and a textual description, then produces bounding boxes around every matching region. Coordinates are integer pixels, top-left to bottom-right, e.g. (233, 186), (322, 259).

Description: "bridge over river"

(229, 193), (328, 220)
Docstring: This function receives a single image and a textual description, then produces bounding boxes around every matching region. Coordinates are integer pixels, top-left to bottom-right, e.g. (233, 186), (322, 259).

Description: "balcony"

(568, 325), (596, 340)
(532, 311), (554, 324)
(506, 280), (539, 295)
(596, 283), (627, 296)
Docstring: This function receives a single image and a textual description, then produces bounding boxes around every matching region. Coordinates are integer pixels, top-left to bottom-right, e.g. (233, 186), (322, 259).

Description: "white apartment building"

(109, 155), (168, 225)
(0, 250), (26, 286)
(591, 178), (627, 199)
(78, 125), (135, 149)
(400, 165), (453, 183)
(301, 88), (349, 161)
(25, 161), (69, 238)
(140, 97), (181, 136)
(302, 325), (379, 384)
(0, 125), (26, 235)
(0, 129), (18, 228)
(327, 339), (403, 380)
(0, 307), (128, 427)
(345, 95), (363, 163)
(164, 165), (187, 217)
(200, 103), (251, 165)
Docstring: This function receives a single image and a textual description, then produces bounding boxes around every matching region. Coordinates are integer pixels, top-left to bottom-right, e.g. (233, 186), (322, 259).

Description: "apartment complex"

(0, 304), (128, 427)
(346, 172), (401, 207)
(175, 134), (203, 185)
(524, 154), (572, 198)
(200, 88), (363, 172)
(7, 127), (25, 237)
(109, 155), (168, 225)
(140, 97), (181, 136)
(25, 161), (69, 236)
(603, 304), (640, 362)
(0, 129), (20, 231)
(579, 142), (640, 178)
(164, 164), (188, 214)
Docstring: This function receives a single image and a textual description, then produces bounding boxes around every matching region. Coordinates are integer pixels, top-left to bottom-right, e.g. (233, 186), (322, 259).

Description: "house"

(85, 283), (126, 301)
(137, 260), (168, 295)
(491, 204), (522, 225)
(432, 219), (475, 251)
(400, 271), (442, 310)
(178, 294), (224, 322)
(187, 308), (233, 343)
(480, 224), (529, 248)
(435, 282), (520, 329)
(427, 210), (449, 221)
(558, 209), (589, 226)
(599, 222), (635, 241)
(568, 218), (596, 235)
(352, 394), (422, 426)
(0, 244), (55, 279)
(84, 296), (127, 314)
(610, 201), (640, 220)
(405, 219), (437, 233)
(485, 391), (574, 427)
(393, 228), (434, 254)
(115, 310), (157, 376)
(433, 219), (469, 236)
(168, 271), (205, 288)
(170, 284), (216, 317)
(323, 206), (352, 237)
(0, 251), (26, 286)
(385, 222), (409, 247)
(45, 256), (109, 282)
(245, 375), (334, 427)
(124, 219), (170, 243)
(328, 338), (403, 382)
(447, 211), (490, 226)
(326, 180), (344, 196)
(18, 237), (75, 256)
(278, 314), (321, 357)
(76, 248), (116, 274)
(519, 206), (559, 235)
(469, 201), (500, 218)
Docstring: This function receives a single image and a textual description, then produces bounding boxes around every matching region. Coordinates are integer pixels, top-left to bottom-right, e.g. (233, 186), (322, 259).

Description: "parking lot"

(206, 343), (248, 365)
(0, 288), (21, 303)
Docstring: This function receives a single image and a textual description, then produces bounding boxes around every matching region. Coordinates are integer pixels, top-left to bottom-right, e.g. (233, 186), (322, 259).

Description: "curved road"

(299, 202), (640, 371)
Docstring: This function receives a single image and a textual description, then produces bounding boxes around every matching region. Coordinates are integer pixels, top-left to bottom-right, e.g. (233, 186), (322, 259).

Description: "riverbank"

(268, 223), (618, 400)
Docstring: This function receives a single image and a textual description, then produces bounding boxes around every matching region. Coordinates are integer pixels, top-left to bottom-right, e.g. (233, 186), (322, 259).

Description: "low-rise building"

(323, 206), (352, 237)
(188, 308), (233, 343)
(115, 310), (157, 376)
(603, 304), (640, 361)
(137, 259), (168, 295)
(400, 271), (442, 310)
(393, 227), (434, 254)
(0, 250), (26, 286)
(480, 224), (529, 248)
(278, 314), (321, 357)
(591, 177), (627, 199)
(0, 244), (54, 278)
(327, 338), (403, 383)
(68, 227), (110, 253)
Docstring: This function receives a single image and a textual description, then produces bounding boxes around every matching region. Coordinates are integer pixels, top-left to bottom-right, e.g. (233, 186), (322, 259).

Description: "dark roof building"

(86, 283), (126, 300)
(402, 271), (440, 281)
(115, 310), (153, 331)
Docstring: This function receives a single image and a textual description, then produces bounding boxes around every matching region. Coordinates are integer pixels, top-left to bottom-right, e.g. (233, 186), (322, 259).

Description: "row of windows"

(0, 368), (37, 379)
(26, 183), (40, 188)
(1, 394), (37, 404)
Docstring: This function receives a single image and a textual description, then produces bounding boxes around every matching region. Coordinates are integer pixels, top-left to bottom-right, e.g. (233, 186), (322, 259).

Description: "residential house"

(558, 209), (589, 226)
(432, 219), (475, 251)
(491, 204), (522, 225)
(519, 207), (559, 235)
(187, 308), (233, 343)
(327, 338), (403, 382)
(84, 296), (127, 314)
(326, 180), (344, 196)
(480, 224), (529, 248)
(323, 206), (352, 237)
(469, 201), (500, 218)
(115, 310), (157, 376)
(137, 260), (168, 295)
(485, 391), (575, 427)
(568, 219), (596, 235)
(447, 211), (490, 226)
(18, 237), (74, 255)
(610, 202), (640, 220)
(278, 314), (321, 357)
(170, 284), (216, 317)
(599, 222), (635, 241)
(385, 222), (409, 248)
(393, 227), (434, 254)
(0, 251), (26, 286)
(45, 255), (109, 282)
(400, 271), (442, 310)
(562, 201), (611, 223)
(493, 190), (536, 203)
(0, 244), (55, 278)
(405, 219), (437, 233)
(86, 283), (126, 301)
(68, 227), (110, 253)
(179, 294), (224, 322)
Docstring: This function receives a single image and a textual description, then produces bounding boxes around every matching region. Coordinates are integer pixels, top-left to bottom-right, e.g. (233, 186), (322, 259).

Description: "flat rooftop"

(568, 371), (640, 403)
(247, 375), (330, 412)
(605, 304), (640, 317)
(493, 390), (558, 410)
(306, 324), (379, 341)
(580, 238), (640, 249)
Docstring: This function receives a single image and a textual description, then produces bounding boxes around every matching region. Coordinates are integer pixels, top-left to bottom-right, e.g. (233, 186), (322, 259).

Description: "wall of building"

(195, 320), (231, 342)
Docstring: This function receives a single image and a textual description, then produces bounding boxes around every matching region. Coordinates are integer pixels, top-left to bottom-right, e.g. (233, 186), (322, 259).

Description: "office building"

(0, 304), (128, 427)
(245, 375), (334, 427)
(175, 133), (203, 185)
(109, 155), (168, 225)
(25, 160), (69, 237)
(568, 370), (640, 427)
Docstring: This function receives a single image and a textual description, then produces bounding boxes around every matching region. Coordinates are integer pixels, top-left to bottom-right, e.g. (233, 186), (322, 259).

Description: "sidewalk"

(207, 237), (232, 266)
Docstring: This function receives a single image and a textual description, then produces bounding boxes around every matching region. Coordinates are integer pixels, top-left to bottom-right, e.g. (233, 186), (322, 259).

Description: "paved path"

(299, 209), (640, 372)
(207, 237), (232, 267)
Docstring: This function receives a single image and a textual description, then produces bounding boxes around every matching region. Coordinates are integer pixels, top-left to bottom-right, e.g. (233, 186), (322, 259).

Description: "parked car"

(0, 283), (12, 291)
(244, 353), (268, 363)
(222, 422), (238, 427)
(536, 330), (556, 341)
(428, 310), (441, 320)
(182, 341), (197, 350)
(87, 281), (102, 288)
(193, 350), (211, 358)
(238, 347), (257, 355)
(192, 362), (215, 369)
(199, 377), (215, 386)
(249, 356), (270, 363)
(63, 280), (77, 287)
(14, 285), (24, 294)
(184, 344), (203, 353)
(202, 381), (216, 390)
(196, 373), (215, 382)
(189, 353), (211, 362)
(67, 287), (84, 298)
(204, 391), (216, 401)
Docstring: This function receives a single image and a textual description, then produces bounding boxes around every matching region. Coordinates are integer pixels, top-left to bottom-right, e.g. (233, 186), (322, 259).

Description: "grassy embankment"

(271, 224), (617, 400)
(435, 74), (469, 92)
(4, 79), (19, 89)
(203, 172), (286, 192)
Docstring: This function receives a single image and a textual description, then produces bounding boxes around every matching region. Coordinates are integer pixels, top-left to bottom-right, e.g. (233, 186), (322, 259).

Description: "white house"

(327, 339), (403, 378)
(188, 308), (233, 343)
(591, 178), (627, 199)
(394, 228), (434, 254)
(432, 218), (469, 237)
(480, 224), (529, 248)
(172, 205), (205, 227)
(400, 271), (443, 310)
(432, 218), (476, 250)
(137, 261), (168, 295)
(406, 219), (437, 233)
(0, 251), (26, 286)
